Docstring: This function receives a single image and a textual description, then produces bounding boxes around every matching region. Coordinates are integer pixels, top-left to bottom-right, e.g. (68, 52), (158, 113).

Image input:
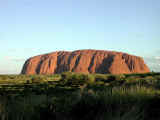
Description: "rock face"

(21, 50), (150, 74)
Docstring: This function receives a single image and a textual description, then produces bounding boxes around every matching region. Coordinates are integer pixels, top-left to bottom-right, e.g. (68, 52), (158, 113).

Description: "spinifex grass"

(0, 72), (160, 120)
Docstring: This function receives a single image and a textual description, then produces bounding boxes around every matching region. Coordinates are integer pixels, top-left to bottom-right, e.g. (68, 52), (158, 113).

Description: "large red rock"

(21, 50), (150, 74)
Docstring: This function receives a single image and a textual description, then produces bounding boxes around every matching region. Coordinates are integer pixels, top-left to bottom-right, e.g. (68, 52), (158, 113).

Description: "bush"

(115, 74), (126, 80)
(94, 74), (108, 82)
(86, 75), (95, 84)
(61, 72), (73, 80)
(107, 75), (116, 82)
(0, 75), (9, 80)
(31, 77), (45, 83)
(60, 73), (89, 86)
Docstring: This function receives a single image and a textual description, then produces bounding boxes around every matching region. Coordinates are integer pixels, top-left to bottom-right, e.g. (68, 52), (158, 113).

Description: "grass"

(0, 72), (160, 120)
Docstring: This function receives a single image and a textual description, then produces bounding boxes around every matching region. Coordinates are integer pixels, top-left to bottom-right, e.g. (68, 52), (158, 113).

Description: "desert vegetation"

(0, 72), (160, 120)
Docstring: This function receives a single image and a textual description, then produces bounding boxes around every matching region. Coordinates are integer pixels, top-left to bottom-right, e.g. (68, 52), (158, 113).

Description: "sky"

(0, 0), (160, 74)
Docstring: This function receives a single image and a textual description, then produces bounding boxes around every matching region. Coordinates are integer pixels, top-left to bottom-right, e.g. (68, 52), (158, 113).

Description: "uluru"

(21, 49), (150, 75)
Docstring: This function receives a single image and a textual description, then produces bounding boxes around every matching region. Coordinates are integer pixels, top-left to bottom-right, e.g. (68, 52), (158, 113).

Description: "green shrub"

(94, 74), (108, 82)
(107, 75), (116, 82)
(86, 75), (95, 84)
(67, 74), (87, 85)
(31, 77), (45, 83)
(95, 81), (105, 85)
(115, 74), (126, 80)
(61, 72), (73, 80)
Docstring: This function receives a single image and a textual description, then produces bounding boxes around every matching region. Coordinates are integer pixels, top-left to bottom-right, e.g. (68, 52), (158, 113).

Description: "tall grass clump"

(0, 72), (160, 120)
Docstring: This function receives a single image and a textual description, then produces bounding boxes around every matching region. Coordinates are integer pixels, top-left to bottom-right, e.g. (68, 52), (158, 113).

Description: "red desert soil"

(21, 49), (150, 74)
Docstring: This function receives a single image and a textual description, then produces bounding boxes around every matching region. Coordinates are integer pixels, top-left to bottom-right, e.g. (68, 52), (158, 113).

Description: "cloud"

(5, 56), (26, 62)
(144, 56), (160, 72)
(0, 57), (25, 74)
(155, 56), (160, 60)
(11, 58), (26, 62)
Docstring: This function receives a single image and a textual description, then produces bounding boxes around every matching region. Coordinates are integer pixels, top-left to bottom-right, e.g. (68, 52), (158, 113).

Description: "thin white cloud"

(5, 56), (26, 62)
(155, 56), (160, 60)
(11, 58), (26, 62)
(144, 57), (160, 72)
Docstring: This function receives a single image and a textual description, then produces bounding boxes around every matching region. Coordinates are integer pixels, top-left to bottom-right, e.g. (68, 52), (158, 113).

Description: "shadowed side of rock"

(21, 50), (150, 74)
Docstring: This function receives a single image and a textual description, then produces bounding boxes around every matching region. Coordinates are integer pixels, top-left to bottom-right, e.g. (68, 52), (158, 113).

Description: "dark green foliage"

(94, 74), (108, 82)
(0, 72), (160, 120)
(143, 96), (160, 120)
(31, 76), (45, 83)
(60, 72), (93, 86)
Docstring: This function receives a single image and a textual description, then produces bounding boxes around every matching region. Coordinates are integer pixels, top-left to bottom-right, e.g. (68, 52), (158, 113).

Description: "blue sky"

(0, 0), (160, 74)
